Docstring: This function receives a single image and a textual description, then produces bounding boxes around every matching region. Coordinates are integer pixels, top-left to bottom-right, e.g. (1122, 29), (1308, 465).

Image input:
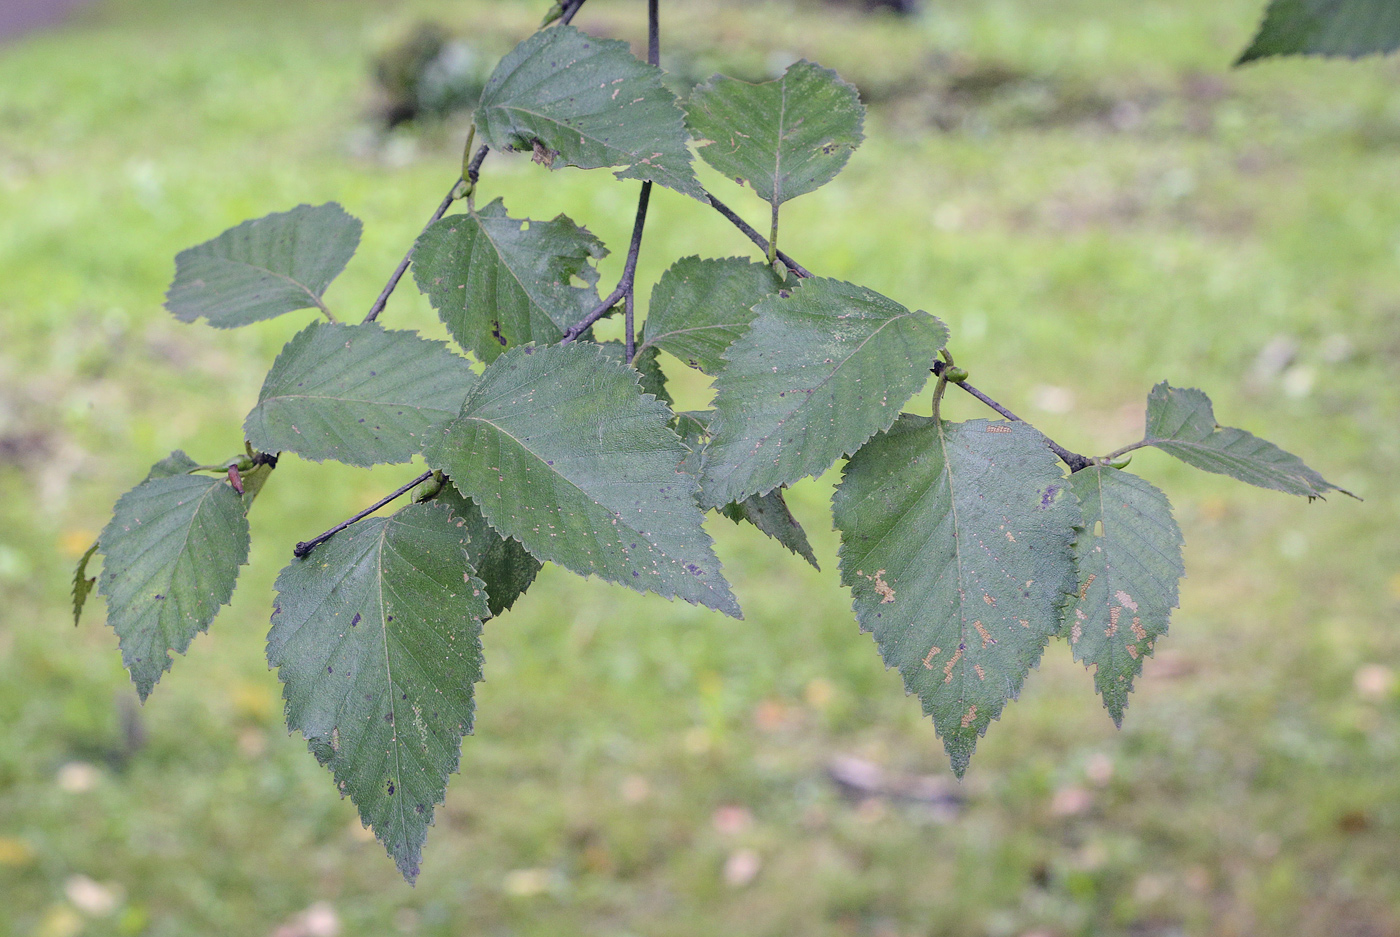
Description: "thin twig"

(625, 289), (637, 361)
(292, 471), (434, 558)
(559, 0), (589, 26)
(466, 144), (489, 184)
(1101, 440), (1149, 462)
(705, 193), (813, 278)
(647, 0), (660, 65)
(363, 183), (462, 323)
(561, 181), (652, 344)
(619, 0), (663, 361)
(767, 200), (779, 265)
(931, 360), (1090, 472)
(702, 198), (1079, 468)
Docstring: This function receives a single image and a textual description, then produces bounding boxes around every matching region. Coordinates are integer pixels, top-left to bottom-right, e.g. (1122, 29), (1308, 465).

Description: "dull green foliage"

(431, 481), (543, 618)
(164, 203), (362, 328)
(424, 343), (740, 617)
(72, 0), (1367, 889)
(675, 408), (818, 566)
(268, 501), (489, 883)
(701, 276), (948, 508)
(1063, 465), (1184, 726)
(597, 338), (674, 405)
(412, 198), (608, 362)
(143, 450), (202, 481)
(474, 25), (704, 199)
(70, 541), (98, 627)
(686, 60), (865, 208)
(97, 468), (251, 700)
(834, 417), (1080, 776)
(1142, 381), (1353, 498)
(636, 256), (784, 374)
(719, 491), (819, 570)
(244, 322), (476, 467)
(1238, 0), (1400, 63)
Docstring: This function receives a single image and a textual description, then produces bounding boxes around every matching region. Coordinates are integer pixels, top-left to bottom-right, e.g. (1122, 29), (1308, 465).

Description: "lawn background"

(2, 1), (1399, 934)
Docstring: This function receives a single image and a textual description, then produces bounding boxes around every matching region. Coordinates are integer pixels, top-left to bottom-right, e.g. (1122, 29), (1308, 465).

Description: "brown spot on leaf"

(1115, 590), (1139, 612)
(943, 647), (963, 682)
(1131, 618), (1147, 641)
(974, 621), (994, 648)
(961, 705), (978, 728)
(985, 425), (1012, 434)
(922, 646), (941, 669)
(868, 569), (895, 604)
(1079, 573), (1096, 600)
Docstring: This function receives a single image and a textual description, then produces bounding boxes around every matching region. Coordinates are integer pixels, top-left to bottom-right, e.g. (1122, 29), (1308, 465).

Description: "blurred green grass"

(2, 0), (1400, 934)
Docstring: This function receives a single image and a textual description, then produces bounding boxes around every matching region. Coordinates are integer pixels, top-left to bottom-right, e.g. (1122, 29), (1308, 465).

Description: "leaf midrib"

(475, 215), (593, 335)
(707, 310), (916, 497)
(456, 412), (729, 604)
(196, 253), (330, 314)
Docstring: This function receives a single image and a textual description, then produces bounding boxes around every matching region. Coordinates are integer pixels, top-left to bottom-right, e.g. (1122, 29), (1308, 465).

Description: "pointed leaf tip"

(1237, 0), (1400, 64)
(268, 501), (489, 883)
(834, 417), (1080, 773)
(1063, 465), (1184, 724)
(98, 468), (250, 698)
(1143, 381), (1353, 498)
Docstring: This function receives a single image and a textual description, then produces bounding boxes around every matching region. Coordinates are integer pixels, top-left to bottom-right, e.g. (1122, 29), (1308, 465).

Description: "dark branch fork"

(314, 0), (1083, 557)
(560, 0), (659, 360)
(706, 193), (812, 278)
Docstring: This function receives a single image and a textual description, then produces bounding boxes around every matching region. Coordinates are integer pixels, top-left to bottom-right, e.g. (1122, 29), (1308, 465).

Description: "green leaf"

(637, 256), (784, 375)
(1237, 0), (1400, 63)
(244, 323), (477, 467)
(685, 60), (865, 207)
(597, 338), (672, 406)
(702, 276), (948, 508)
(72, 541), (98, 626)
(143, 450), (201, 481)
(834, 417), (1080, 776)
(1142, 381), (1353, 498)
(165, 203), (362, 328)
(432, 481), (543, 618)
(98, 471), (251, 700)
(1062, 466), (1184, 726)
(720, 492), (819, 570)
(268, 501), (489, 884)
(411, 199), (608, 363)
(676, 409), (818, 568)
(474, 25), (704, 200)
(423, 343), (740, 617)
